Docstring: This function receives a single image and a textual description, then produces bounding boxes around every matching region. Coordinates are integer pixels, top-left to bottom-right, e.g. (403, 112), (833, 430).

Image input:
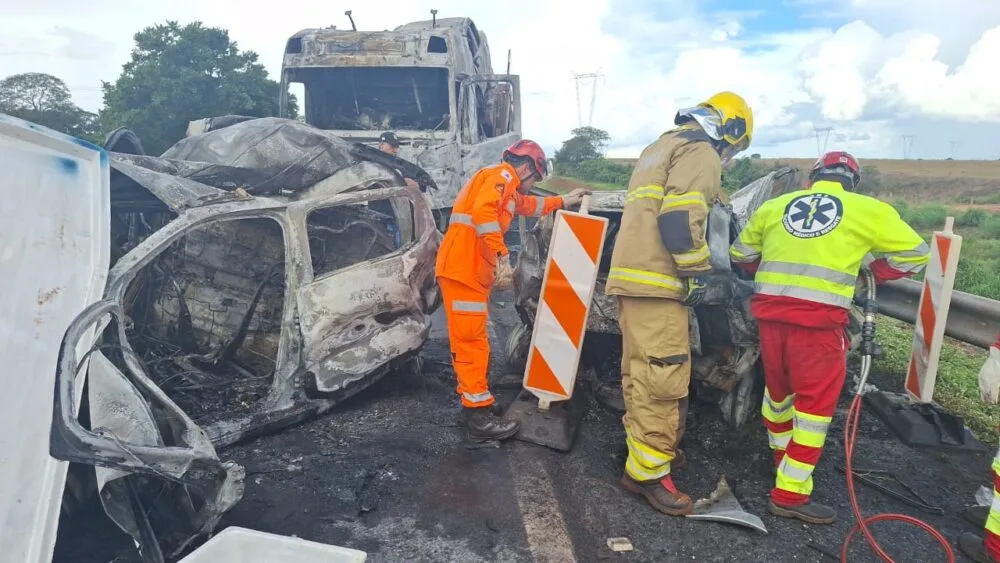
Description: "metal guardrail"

(877, 279), (1000, 349)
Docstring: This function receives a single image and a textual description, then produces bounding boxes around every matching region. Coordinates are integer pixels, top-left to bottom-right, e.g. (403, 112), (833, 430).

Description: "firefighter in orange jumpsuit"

(435, 139), (590, 444)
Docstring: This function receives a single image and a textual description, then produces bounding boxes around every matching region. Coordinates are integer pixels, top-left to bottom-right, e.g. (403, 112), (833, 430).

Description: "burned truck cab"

(279, 17), (522, 231)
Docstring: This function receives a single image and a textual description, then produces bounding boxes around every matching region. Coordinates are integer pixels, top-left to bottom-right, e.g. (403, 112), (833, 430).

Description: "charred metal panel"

(50, 117), (441, 558)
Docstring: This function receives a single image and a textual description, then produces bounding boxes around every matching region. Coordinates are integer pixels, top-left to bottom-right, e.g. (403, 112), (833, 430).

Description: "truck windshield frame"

(284, 66), (454, 133)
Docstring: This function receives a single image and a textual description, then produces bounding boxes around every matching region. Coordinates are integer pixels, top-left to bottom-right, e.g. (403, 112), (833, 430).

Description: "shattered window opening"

(287, 67), (451, 131)
(307, 197), (415, 278)
(427, 36), (447, 53)
(120, 217), (288, 426)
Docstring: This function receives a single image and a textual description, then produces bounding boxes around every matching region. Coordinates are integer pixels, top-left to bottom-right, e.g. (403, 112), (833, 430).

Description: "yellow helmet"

(699, 91), (753, 152)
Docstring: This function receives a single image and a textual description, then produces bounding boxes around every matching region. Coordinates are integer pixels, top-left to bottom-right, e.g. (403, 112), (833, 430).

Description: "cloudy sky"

(2, 0), (999, 160)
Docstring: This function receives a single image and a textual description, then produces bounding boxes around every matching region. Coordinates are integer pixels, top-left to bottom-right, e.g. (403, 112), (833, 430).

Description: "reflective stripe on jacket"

(730, 179), (930, 309)
(435, 162), (564, 292)
(605, 126), (725, 301)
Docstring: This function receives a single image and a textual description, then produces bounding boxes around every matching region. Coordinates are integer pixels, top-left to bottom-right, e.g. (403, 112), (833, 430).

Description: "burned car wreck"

(49, 117), (442, 560)
(507, 168), (867, 429)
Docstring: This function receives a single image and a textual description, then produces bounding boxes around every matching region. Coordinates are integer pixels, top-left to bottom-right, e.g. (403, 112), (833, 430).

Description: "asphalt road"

(54, 229), (995, 563)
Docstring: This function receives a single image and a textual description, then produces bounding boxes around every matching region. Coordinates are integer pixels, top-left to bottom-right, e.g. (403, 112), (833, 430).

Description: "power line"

(813, 126), (832, 156)
(902, 135), (915, 159)
(571, 70), (605, 128)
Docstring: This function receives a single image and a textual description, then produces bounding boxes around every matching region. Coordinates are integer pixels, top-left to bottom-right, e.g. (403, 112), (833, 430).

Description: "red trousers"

(759, 320), (847, 506)
(987, 457), (1000, 559)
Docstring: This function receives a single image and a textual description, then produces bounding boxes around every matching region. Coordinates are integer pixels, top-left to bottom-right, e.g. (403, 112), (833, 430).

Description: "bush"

(958, 208), (987, 227)
(721, 158), (780, 193)
(981, 215), (1000, 239)
(890, 200), (909, 217)
(560, 158), (633, 187)
(906, 204), (948, 230)
(855, 165), (884, 195)
(955, 257), (1000, 301)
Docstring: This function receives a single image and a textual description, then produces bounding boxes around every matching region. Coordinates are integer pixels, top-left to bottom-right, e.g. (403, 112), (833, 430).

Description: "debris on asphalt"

(606, 537), (634, 552)
(687, 475), (768, 534)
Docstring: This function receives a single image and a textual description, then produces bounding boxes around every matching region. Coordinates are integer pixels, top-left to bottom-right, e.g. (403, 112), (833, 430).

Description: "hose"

(840, 269), (955, 562)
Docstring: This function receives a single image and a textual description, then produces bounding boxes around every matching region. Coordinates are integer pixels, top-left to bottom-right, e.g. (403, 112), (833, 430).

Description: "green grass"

(539, 176), (624, 193)
(873, 317), (997, 442)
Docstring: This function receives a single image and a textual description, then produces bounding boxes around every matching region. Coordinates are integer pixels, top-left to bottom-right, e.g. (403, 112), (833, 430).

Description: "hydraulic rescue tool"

(840, 268), (954, 562)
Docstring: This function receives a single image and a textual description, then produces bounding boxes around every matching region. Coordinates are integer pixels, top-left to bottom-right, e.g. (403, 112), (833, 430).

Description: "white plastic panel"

(0, 114), (110, 563)
(179, 527), (367, 563)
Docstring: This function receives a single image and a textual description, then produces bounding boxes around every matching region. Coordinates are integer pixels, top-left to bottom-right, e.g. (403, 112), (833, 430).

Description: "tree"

(0, 73), (99, 141)
(554, 126), (611, 166)
(854, 165), (884, 196)
(100, 21), (298, 155)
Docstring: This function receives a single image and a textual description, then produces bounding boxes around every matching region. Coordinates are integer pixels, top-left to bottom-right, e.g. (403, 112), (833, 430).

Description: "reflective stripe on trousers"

(986, 442), (1000, 553)
(762, 388), (793, 450)
(624, 426), (673, 481)
(438, 278), (494, 408)
(758, 320), (847, 505)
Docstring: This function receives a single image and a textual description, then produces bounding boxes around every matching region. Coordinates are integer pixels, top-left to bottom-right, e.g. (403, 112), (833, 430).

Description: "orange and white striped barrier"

(522, 195), (609, 408)
(906, 217), (962, 403)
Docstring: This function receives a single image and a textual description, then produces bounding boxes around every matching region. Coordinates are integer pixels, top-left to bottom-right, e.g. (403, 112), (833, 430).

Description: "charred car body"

(277, 17), (522, 230)
(50, 117), (441, 560)
(507, 168), (867, 428)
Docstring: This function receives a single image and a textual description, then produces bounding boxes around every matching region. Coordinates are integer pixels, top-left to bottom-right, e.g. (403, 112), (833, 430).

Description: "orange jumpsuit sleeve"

(513, 193), (564, 217)
(470, 171), (512, 259)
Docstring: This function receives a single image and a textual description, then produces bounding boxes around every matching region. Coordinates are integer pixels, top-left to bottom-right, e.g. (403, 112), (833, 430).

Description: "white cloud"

(0, 0), (998, 159)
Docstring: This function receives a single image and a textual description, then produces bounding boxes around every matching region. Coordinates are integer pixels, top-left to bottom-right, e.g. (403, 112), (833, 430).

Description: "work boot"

(463, 406), (520, 444)
(963, 505), (991, 528)
(768, 500), (837, 524)
(595, 383), (626, 413)
(959, 532), (998, 563)
(620, 473), (693, 516)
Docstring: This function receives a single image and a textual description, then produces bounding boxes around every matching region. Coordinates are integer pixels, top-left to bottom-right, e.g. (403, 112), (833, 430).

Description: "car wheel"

(505, 322), (532, 373)
(720, 363), (765, 429)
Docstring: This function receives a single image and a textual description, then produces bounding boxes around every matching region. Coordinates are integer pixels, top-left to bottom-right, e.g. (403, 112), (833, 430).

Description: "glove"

(493, 255), (514, 291)
(683, 276), (707, 307)
(978, 343), (1000, 404)
(561, 188), (592, 209)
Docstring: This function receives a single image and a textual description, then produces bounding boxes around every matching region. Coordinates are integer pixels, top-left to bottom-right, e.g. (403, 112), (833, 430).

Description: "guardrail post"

(905, 216), (962, 403)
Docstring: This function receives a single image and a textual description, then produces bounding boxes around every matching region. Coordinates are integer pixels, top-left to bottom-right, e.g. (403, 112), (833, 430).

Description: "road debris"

(686, 475), (767, 534)
(606, 537), (634, 552)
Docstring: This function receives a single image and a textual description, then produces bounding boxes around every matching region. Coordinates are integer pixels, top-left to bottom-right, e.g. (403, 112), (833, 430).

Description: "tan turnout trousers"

(618, 295), (690, 482)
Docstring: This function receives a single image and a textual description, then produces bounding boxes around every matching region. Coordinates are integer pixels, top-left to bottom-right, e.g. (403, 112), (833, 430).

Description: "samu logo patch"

(782, 193), (843, 238)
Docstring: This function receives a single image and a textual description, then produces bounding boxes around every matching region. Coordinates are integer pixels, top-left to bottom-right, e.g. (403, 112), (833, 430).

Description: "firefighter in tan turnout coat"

(605, 91), (754, 516)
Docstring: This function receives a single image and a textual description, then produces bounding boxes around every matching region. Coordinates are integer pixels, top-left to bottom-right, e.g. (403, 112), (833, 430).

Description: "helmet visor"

(677, 106), (724, 141)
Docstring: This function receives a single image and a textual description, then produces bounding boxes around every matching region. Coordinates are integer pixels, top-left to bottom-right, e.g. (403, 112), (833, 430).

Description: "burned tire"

(720, 363), (765, 429)
(505, 322), (532, 373)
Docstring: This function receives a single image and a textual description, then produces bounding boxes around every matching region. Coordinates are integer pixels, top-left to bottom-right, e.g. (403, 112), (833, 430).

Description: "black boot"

(959, 532), (998, 563)
(768, 499), (837, 524)
(463, 406), (520, 445)
(963, 505), (991, 528)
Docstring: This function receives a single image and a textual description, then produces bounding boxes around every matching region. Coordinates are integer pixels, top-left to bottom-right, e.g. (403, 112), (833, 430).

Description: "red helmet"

(809, 151), (861, 187)
(503, 139), (548, 179)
